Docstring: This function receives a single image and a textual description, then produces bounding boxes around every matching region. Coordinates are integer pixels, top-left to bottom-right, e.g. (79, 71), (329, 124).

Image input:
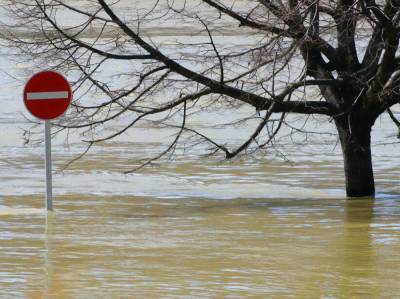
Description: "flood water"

(1, 195), (400, 298)
(2, 91), (400, 299)
(1, 2), (400, 297)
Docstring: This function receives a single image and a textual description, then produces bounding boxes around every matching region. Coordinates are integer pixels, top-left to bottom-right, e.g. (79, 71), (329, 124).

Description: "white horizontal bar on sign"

(27, 91), (69, 100)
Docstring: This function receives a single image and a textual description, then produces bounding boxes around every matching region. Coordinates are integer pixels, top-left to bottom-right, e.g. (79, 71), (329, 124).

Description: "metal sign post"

(45, 120), (53, 211)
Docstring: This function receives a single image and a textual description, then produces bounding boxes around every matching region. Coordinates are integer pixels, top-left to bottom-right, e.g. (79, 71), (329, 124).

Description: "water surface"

(1, 195), (400, 298)
(1, 3), (400, 296)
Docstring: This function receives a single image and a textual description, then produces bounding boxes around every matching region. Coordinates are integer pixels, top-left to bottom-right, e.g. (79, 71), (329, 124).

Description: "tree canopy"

(4, 0), (400, 197)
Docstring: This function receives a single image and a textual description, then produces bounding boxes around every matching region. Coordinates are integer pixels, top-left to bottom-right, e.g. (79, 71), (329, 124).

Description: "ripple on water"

(0, 205), (43, 216)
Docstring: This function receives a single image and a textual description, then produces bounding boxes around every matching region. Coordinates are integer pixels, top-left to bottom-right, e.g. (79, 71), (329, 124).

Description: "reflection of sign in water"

(23, 71), (72, 211)
(24, 71), (72, 120)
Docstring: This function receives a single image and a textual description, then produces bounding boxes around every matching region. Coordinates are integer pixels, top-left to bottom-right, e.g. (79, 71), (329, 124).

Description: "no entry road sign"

(23, 70), (72, 212)
(24, 71), (72, 120)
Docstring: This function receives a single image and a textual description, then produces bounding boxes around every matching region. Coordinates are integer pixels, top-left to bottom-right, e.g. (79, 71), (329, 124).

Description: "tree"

(4, 0), (400, 197)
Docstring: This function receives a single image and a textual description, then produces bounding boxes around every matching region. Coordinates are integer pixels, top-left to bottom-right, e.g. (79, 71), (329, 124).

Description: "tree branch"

(97, 0), (338, 116)
(201, 0), (287, 35)
(35, 0), (152, 60)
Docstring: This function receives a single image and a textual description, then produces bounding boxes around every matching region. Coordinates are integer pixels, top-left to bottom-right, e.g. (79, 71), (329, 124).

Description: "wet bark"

(336, 121), (375, 197)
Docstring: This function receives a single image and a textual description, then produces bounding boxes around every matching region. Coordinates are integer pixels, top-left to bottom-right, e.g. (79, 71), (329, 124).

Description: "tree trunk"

(336, 122), (375, 197)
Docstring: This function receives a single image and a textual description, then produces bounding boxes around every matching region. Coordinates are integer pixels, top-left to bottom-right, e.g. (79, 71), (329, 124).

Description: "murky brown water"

(1, 115), (400, 297)
(1, 194), (400, 298)
(1, 106), (400, 298)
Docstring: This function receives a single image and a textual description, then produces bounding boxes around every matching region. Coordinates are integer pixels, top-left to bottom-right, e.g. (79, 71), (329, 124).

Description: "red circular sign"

(24, 71), (72, 120)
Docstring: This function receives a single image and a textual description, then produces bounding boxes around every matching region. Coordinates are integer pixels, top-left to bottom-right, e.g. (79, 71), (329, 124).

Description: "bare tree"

(3, 0), (400, 197)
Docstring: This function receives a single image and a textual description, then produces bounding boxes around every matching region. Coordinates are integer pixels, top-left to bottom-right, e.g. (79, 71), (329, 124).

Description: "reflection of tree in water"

(338, 199), (379, 298)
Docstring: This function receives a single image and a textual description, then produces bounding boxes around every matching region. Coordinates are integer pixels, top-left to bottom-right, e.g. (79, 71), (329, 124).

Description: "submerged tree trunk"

(336, 121), (375, 197)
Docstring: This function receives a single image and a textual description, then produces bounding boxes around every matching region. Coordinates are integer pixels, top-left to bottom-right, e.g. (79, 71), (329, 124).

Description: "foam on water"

(0, 205), (43, 216)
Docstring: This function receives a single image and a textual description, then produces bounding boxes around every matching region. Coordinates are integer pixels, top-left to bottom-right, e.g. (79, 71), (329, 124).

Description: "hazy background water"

(1, 1), (400, 298)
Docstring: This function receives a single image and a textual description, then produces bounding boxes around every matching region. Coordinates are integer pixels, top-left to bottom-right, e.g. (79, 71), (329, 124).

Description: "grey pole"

(45, 120), (53, 211)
